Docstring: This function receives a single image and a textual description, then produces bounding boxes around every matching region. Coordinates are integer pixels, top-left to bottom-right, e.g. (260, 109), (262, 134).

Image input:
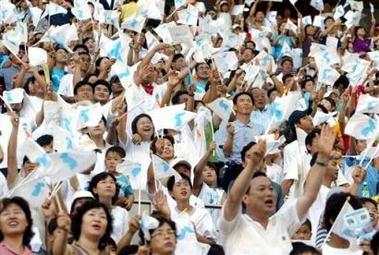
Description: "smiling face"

(136, 116), (154, 140)
(155, 138), (175, 161)
(243, 176), (277, 216)
(0, 203), (29, 237)
(234, 94), (254, 116)
(81, 207), (108, 239)
(93, 85), (110, 104)
(149, 222), (177, 254)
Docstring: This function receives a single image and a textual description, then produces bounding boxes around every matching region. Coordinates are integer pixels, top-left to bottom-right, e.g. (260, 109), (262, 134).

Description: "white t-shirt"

(171, 206), (217, 241)
(322, 243), (363, 255)
(219, 199), (303, 255)
(283, 129), (312, 198)
(198, 182), (225, 229)
(111, 206), (130, 243)
(307, 185), (330, 245)
(58, 73), (74, 97)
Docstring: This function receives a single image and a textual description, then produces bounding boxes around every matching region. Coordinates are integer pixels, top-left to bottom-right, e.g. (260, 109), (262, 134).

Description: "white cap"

(170, 157), (192, 169)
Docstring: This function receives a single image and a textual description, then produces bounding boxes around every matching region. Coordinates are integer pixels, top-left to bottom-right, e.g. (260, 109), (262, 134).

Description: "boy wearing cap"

(282, 109), (314, 198)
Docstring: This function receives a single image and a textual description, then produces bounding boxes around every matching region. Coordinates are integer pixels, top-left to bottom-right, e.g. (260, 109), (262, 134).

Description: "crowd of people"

(0, 0), (379, 254)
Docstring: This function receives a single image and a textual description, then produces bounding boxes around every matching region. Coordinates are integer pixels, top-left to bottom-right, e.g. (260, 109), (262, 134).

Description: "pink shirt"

(0, 241), (35, 255)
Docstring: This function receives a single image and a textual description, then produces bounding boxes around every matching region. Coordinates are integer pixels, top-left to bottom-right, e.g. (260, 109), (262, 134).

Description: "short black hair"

(73, 44), (89, 53)
(282, 73), (293, 83)
(36, 134), (53, 147)
(171, 90), (189, 105)
(74, 80), (93, 95)
(323, 97), (336, 109)
(241, 141), (256, 163)
(118, 245), (139, 255)
(92, 79), (112, 93)
(195, 62), (210, 72)
(88, 172), (120, 205)
(323, 16), (334, 25)
(0, 197), (34, 246)
(245, 171), (268, 195)
(323, 193), (362, 231)
(150, 135), (175, 154)
(172, 53), (184, 62)
(290, 242), (320, 255)
(267, 88), (277, 98)
(305, 128), (320, 153)
(71, 200), (113, 250)
(167, 173), (192, 192)
(131, 113), (154, 140)
(232, 92), (254, 105)
(359, 197), (377, 209)
(105, 146), (126, 158)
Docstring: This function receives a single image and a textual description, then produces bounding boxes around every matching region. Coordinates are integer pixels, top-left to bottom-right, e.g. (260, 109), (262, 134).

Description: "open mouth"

(92, 224), (101, 231)
(8, 221), (19, 227)
(264, 199), (274, 206)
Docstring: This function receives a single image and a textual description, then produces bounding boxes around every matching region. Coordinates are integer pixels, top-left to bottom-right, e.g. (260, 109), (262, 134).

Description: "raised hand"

(245, 140), (267, 166)
(317, 125), (336, 159)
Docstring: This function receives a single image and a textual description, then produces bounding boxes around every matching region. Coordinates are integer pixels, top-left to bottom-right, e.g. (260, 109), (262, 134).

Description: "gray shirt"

(220, 119), (265, 164)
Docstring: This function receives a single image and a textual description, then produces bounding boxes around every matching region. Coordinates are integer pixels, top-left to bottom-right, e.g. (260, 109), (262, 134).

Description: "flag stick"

(138, 188), (142, 215)
(166, 5), (183, 20)
(209, 117), (216, 157)
(54, 192), (63, 213)
(359, 137), (377, 166)
(365, 146), (379, 169)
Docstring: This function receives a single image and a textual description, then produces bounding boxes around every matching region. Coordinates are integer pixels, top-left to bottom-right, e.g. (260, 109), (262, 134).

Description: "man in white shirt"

(218, 125), (336, 254)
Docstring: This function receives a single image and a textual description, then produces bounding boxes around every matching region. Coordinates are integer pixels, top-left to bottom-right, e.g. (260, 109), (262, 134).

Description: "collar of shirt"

(234, 118), (254, 128)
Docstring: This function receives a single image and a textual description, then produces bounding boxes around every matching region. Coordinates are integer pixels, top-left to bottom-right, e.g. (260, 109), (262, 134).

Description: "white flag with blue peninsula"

(356, 94), (379, 114)
(345, 113), (379, 140)
(148, 104), (196, 131)
(151, 154), (182, 182)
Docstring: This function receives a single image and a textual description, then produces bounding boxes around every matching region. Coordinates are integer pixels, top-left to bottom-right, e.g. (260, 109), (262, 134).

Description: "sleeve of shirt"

(283, 143), (298, 180)
(198, 210), (218, 240)
(218, 202), (242, 235)
(276, 198), (303, 236)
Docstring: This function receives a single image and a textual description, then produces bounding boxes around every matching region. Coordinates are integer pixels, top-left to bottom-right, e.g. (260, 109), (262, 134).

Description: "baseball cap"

(288, 109), (310, 127)
(171, 158), (192, 170)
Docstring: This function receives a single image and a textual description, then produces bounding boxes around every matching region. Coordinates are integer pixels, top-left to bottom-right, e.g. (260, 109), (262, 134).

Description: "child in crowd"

(104, 146), (134, 210)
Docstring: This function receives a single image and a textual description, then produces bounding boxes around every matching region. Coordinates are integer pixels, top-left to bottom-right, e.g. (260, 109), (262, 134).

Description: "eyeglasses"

(151, 229), (176, 238)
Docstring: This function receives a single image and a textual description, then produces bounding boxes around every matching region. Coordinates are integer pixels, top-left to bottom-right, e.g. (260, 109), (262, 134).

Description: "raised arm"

(52, 212), (71, 255)
(7, 112), (19, 187)
(296, 125), (336, 220)
(223, 140), (266, 221)
(193, 142), (216, 196)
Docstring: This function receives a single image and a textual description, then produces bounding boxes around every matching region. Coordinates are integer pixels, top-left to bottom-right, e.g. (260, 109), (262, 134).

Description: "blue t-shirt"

(51, 67), (66, 92)
(116, 174), (134, 198)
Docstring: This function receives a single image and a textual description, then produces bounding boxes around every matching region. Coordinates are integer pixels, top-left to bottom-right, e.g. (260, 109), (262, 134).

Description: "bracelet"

(315, 160), (328, 167)
(269, 74), (275, 78)
(188, 93), (194, 97)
